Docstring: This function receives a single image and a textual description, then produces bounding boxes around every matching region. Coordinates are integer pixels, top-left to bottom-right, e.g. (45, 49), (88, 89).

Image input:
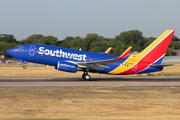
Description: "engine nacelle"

(55, 61), (78, 73)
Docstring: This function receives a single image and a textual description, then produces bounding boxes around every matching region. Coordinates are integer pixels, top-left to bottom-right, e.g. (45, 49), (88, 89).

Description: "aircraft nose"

(7, 48), (15, 56)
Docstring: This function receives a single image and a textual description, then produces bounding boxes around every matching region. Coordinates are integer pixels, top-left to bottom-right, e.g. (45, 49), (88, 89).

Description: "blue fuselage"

(7, 44), (163, 74)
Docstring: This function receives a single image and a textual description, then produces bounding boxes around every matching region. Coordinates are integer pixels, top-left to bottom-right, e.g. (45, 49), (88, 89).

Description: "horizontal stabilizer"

(118, 46), (132, 59)
(149, 64), (173, 67)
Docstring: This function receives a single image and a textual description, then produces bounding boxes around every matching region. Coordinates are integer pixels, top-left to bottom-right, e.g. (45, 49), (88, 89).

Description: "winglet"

(118, 46), (132, 59)
(105, 47), (112, 54)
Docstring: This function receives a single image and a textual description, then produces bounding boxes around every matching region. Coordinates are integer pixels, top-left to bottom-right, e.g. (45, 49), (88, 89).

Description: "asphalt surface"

(0, 77), (180, 89)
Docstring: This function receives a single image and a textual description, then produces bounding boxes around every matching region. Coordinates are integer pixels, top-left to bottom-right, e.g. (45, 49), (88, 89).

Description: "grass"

(0, 88), (180, 120)
(0, 65), (83, 78)
(1, 63), (180, 78)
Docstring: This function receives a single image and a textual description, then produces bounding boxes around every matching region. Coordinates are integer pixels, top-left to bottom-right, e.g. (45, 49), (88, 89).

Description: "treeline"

(1, 30), (180, 58)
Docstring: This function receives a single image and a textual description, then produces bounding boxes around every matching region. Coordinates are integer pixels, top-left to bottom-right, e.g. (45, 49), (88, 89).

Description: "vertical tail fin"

(109, 30), (175, 75)
(135, 30), (174, 74)
(137, 29), (175, 64)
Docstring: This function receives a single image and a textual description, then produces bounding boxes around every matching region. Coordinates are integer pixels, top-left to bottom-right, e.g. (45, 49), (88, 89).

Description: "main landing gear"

(82, 70), (90, 80)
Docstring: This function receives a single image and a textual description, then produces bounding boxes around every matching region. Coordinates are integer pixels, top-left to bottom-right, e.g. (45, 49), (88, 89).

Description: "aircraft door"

(29, 45), (35, 56)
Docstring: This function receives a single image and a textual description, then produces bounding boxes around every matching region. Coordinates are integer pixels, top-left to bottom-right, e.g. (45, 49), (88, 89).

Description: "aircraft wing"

(76, 58), (123, 70)
(67, 46), (132, 70)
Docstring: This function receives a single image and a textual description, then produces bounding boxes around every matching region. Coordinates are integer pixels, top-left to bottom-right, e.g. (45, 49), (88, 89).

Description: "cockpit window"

(17, 46), (23, 49)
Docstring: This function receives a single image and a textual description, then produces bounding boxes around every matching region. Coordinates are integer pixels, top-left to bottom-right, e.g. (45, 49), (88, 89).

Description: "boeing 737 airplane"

(7, 30), (175, 80)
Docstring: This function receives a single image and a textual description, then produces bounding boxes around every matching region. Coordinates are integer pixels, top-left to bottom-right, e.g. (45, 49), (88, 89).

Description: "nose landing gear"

(23, 65), (27, 69)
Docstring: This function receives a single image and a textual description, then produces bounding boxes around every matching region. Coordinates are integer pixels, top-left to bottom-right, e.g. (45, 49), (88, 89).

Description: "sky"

(1, 0), (180, 41)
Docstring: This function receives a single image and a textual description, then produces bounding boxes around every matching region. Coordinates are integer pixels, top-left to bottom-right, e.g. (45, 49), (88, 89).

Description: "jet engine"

(55, 61), (78, 73)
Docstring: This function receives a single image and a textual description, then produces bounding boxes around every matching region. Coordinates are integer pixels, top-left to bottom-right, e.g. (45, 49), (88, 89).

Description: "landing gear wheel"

(82, 74), (90, 80)
(23, 65), (27, 69)
(82, 69), (91, 80)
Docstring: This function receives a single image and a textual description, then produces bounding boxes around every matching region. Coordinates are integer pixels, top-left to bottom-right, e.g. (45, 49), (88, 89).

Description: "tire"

(23, 65), (27, 69)
(84, 74), (90, 80)
(82, 74), (85, 79)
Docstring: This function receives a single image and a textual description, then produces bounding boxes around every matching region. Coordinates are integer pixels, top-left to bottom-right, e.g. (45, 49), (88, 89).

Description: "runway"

(0, 77), (180, 88)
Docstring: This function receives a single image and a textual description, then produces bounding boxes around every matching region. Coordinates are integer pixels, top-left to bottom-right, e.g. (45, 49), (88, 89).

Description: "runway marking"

(90, 85), (124, 89)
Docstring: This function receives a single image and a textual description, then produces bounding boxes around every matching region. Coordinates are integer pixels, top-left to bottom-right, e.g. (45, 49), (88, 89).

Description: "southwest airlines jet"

(7, 30), (174, 80)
